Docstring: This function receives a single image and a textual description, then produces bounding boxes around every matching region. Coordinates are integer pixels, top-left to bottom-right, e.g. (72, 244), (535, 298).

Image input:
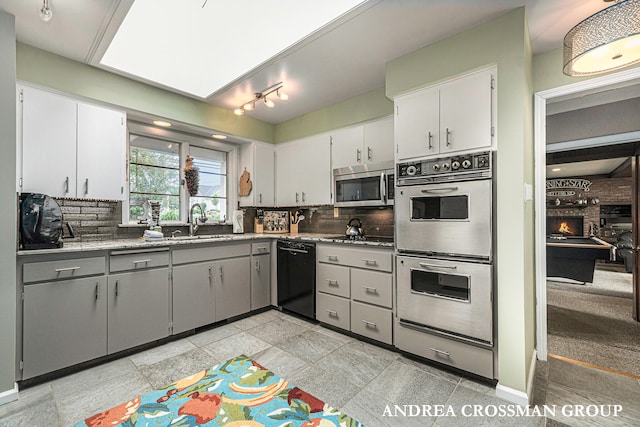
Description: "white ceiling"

(0, 0), (626, 124)
(546, 158), (628, 178)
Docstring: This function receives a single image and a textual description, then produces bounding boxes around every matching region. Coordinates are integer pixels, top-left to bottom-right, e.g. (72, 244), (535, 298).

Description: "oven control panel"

(397, 152), (492, 185)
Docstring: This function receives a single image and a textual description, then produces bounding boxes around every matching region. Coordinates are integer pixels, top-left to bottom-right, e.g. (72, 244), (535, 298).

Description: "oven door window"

(410, 268), (470, 301)
(411, 195), (468, 220)
(335, 177), (381, 203)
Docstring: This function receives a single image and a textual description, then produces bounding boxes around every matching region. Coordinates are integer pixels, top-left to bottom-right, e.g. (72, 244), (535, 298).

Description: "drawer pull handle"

(219, 266), (224, 280)
(327, 279), (339, 286)
(255, 260), (261, 272)
(95, 283), (99, 300)
(326, 309), (338, 317)
(133, 259), (152, 265)
(55, 267), (80, 273)
(362, 286), (378, 294)
(363, 259), (378, 266)
(361, 320), (377, 328)
(258, 247), (267, 252)
(115, 280), (119, 297)
(208, 267), (213, 284)
(430, 347), (450, 357)
(327, 256), (338, 261)
(419, 262), (457, 270)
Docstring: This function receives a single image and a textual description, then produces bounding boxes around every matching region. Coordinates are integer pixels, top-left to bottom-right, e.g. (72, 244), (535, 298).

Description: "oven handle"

(420, 187), (459, 193)
(419, 262), (457, 270)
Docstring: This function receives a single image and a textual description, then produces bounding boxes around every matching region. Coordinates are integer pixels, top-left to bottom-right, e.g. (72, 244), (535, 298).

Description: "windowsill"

(119, 222), (230, 228)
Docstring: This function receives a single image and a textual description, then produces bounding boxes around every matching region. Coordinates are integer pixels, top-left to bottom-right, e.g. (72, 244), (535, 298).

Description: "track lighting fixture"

(234, 82), (288, 115)
(39, 0), (53, 22)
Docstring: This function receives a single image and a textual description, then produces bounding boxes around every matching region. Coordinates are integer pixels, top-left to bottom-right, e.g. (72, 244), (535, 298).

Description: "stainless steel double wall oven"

(394, 151), (496, 379)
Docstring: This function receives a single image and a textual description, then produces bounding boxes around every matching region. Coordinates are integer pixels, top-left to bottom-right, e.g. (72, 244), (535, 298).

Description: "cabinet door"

(254, 145), (275, 206)
(251, 254), (271, 310)
(331, 126), (364, 169)
(22, 277), (107, 379)
(215, 257), (251, 321)
(395, 88), (440, 161)
(275, 142), (300, 206)
(172, 262), (215, 334)
(440, 68), (494, 154)
(363, 117), (394, 164)
(298, 134), (331, 205)
(107, 269), (170, 354)
(21, 86), (77, 197)
(77, 103), (126, 200)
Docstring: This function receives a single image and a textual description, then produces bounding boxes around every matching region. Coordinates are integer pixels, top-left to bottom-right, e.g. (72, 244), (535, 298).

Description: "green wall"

(0, 10), (17, 397)
(274, 86), (393, 143)
(16, 43), (275, 143)
(386, 8), (535, 394)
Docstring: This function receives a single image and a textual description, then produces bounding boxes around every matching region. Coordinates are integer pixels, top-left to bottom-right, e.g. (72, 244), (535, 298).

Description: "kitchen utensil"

(297, 214), (305, 223)
(233, 209), (244, 233)
(294, 210), (299, 224)
(346, 218), (364, 237)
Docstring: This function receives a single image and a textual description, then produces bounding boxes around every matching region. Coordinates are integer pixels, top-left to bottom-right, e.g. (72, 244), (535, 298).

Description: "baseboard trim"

(496, 383), (529, 406)
(527, 349), (537, 405)
(0, 383), (18, 406)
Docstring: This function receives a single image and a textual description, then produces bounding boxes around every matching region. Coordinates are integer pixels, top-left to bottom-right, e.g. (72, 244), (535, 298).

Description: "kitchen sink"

(168, 234), (229, 241)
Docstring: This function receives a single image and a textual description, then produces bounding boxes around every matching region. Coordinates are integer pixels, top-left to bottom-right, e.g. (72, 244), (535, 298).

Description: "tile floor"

(1, 308), (634, 426)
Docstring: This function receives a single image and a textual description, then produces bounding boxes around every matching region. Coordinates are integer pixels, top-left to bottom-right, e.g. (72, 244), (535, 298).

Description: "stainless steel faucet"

(189, 203), (206, 236)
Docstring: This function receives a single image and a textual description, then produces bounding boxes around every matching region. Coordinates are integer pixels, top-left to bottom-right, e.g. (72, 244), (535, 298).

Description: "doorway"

(534, 67), (640, 366)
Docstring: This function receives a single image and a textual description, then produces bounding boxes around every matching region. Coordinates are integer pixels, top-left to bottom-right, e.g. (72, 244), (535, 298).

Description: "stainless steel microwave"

(333, 161), (394, 207)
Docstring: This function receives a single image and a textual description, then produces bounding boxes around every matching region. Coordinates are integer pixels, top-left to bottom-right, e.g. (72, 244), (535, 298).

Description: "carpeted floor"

(547, 265), (640, 376)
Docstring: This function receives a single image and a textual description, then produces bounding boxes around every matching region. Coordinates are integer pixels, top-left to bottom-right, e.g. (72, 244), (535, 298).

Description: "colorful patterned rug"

(75, 354), (364, 426)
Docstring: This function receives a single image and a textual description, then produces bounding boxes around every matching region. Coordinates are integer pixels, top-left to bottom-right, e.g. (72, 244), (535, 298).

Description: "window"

(127, 130), (231, 224)
(129, 135), (180, 222)
(188, 146), (227, 222)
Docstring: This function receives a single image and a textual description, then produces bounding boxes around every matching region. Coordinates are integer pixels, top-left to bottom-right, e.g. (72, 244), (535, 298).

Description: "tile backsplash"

(56, 198), (393, 241)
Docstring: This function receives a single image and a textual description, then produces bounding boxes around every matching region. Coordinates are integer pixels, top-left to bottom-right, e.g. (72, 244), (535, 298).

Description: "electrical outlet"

(333, 207), (339, 218)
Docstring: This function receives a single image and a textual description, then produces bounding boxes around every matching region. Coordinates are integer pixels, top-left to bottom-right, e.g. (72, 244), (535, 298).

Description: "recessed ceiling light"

(552, 168), (561, 172)
(100, 0), (366, 98)
(212, 134), (227, 140)
(152, 120), (172, 127)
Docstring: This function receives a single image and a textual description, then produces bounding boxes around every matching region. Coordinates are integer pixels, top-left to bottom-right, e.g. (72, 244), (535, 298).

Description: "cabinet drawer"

(109, 250), (169, 273)
(173, 243), (251, 265)
(252, 241), (271, 255)
(351, 301), (392, 345)
(317, 264), (350, 298)
(351, 269), (392, 308)
(23, 256), (106, 283)
(394, 319), (494, 378)
(317, 245), (392, 272)
(316, 292), (349, 331)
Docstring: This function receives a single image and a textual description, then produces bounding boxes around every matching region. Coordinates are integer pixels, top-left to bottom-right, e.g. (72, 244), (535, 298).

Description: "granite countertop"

(17, 233), (394, 256)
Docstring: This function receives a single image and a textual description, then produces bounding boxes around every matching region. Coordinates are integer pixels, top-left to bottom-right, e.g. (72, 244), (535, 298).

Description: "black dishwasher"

(277, 240), (316, 320)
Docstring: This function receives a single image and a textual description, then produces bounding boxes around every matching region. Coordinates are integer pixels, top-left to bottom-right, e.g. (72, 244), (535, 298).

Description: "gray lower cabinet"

(22, 276), (107, 379)
(251, 253), (270, 310)
(107, 268), (170, 354)
(172, 262), (216, 334)
(214, 257), (251, 321)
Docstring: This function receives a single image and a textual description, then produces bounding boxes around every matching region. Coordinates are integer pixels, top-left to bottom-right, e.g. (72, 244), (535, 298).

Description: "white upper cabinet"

(331, 116), (394, 169)
(276, 134), (331, 206)
(395, 67), (496, 161)
(239, 143), (275, 207)
(363, 116), (394, 164)
(331, 126), (364, 170)
(20, 86), (127, 200)
(21, 86), (78, 197)
(77, 103), (126, 200)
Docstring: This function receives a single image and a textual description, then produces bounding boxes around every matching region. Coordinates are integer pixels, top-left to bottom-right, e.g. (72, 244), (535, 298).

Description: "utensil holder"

(254, 218), (263, 234)
(290, 223), (298, 235)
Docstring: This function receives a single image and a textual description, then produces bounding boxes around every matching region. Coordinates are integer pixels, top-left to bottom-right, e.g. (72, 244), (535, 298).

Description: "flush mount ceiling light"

(152, 120), (172, 127)
(39, 0), (52, 22)
(234, 82), (288, 116)
(563, 0), (640, 76)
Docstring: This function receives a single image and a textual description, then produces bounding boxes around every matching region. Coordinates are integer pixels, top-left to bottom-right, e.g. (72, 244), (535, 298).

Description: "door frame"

(534, 67), (640, 361)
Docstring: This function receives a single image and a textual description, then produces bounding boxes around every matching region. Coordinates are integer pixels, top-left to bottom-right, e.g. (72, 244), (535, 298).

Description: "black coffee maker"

(19, 193), (74, 249)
